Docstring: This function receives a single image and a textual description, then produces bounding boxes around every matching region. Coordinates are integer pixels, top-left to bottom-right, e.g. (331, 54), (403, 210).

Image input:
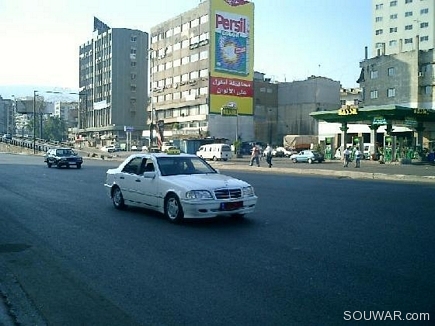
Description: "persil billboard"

(209, 0), (254, 115)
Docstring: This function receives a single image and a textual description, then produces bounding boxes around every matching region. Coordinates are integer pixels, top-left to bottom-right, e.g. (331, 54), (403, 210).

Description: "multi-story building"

(53, 101), (78, 128)
(79, 18), (148, 144)
(148, 0), (255, 144)
(372, 0), (435, 56)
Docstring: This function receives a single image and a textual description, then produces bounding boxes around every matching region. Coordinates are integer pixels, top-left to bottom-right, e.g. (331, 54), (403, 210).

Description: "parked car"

(101, 145), (117, 153)
(104, 152), (258, 223)
(272, 146), (296, 157)
(196, 143), (232, 161)
(44, 147), (83, 169)
(289, 150), (324, 163)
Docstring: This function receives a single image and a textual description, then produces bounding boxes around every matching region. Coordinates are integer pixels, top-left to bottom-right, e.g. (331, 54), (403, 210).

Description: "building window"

(173, 42), (181, 51)
(191, 53), (199, 62)
(376, 16), (383, 22)
(390, 14), (398, 19)
(181, 56), (189, 65)
(405, 0), (412, 3)
(388, 67), (395, 76)
(376, 4), (383, 10)
(173, 59), (181, 67)
(130, 84), (137, 92)
(174, 75), (181, 83)
(165, 29), (173, 38)
(404, 38), (413, 44)
(190, 71), (199, 79)
(375, 29), (383, 35)
(370, 90), (378, 99)
(390, 27), (398, 33)
(181, 73), (189, 82)
(131, 61), (137, 67)
(182, 22), (189, 31)
(390, 0), (397, 6)
(200, 69), (208, 78)
(130, 35), (137, 42)
(405, 25), (413, 30)
(199, 50), (208, 60)
(424, 86), (432, 95)
(420, 8), (429, 15)
(199, 87), (208, 95)
(420, 36), (429, 42)
(405, 11), (413, 17)
(420, 22), (429, 28)
(370, 70), (379, 79)
(387, 88), (396, 97)
(389, 40), (397, 47)
(191, 18), (199, 28)
(165, 61), (173, 69)
(173, 26), (181, 35)
(181, 40), (189, 48)
(131, 73), (137, 80)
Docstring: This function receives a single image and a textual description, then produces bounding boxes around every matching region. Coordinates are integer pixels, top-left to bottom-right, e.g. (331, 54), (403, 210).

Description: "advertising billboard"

(209, 0), (254, 115)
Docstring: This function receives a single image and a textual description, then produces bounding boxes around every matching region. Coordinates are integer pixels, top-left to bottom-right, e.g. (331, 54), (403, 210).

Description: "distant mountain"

(0, 85), (79, 101)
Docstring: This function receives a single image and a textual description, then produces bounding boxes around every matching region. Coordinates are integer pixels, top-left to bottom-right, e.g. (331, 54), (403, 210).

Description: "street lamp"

(33, 90), (37, 154)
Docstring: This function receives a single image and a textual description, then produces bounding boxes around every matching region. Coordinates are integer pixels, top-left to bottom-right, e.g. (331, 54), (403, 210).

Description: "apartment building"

(78, 18), (148, 143)
(373, 0), (435, 56)
(148, 0), (255, 143)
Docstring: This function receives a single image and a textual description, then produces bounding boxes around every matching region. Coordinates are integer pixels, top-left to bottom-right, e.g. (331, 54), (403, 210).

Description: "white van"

(196, 143), (233, 161)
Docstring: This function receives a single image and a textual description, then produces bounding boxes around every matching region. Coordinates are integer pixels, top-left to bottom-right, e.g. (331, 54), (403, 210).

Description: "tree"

(44, 116), (67, 141)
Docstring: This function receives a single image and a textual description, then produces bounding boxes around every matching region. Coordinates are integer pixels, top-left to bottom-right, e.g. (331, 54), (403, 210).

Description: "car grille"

(214, 188), (242, 199)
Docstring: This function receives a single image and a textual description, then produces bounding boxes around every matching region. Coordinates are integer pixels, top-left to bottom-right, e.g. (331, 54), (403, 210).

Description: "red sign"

(210, 77), (253, 97)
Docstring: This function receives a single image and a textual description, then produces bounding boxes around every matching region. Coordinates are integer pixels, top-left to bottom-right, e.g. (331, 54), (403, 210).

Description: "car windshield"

(56, 149), (73, 156)
(157, 156), (217, 176)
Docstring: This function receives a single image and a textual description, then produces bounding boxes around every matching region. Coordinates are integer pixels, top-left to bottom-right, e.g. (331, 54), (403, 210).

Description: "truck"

(283, 135), (318, 151)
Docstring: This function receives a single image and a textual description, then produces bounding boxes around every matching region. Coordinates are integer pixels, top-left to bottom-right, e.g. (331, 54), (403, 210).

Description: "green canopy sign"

(373, 116), (387, 125)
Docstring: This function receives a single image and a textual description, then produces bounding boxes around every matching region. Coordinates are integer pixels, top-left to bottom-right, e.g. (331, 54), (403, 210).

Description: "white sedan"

(104, 152), (258, 223)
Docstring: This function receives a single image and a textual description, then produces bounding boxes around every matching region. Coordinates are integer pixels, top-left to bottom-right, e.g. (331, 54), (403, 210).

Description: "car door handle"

(120, 176), (124, 179)
(135, 179), (141, 182)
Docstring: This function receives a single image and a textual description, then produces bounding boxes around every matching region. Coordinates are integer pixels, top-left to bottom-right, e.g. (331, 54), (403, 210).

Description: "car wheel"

(308, 158), (313, 164)
(47, 162), (52, 168)
(112, 186), (126, 209)
(165, 193), (184, 223)
(213, 156), (217, 161)
(292, 158), (297, 163)
(76, 163), (82, 169)
(231, 213), (245, 219)
(57, 162), (62, 168)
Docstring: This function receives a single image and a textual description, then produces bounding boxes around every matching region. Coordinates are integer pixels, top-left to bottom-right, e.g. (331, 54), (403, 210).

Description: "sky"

(0, 0), (371, 98)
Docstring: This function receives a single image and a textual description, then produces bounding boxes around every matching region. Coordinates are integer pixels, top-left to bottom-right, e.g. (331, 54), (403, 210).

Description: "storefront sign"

(404, 117), (418, 127)
(338, 107), (358, 115)
(413, 108), (429, 115)
(373, 116), (387, 125)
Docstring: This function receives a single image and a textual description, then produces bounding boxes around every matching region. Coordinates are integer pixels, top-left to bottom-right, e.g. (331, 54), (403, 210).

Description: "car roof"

(130, 152), (195, 158)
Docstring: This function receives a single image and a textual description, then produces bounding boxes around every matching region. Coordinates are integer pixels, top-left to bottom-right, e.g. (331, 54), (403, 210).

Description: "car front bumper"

(180, 196), (258, 219)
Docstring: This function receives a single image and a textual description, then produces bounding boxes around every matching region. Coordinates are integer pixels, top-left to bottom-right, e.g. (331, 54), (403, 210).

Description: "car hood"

(163, 173), (250, 190)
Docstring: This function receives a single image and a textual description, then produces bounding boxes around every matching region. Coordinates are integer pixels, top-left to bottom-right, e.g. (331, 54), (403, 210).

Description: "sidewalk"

(208, 156), (435, 183)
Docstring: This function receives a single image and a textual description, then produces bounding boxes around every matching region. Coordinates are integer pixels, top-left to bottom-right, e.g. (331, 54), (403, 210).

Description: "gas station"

(310, 105), (435, 163)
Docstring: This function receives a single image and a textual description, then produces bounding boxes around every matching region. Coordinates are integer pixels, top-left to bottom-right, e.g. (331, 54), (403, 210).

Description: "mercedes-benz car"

(44, 147), (83, 169)
(104, 152), (258, 223)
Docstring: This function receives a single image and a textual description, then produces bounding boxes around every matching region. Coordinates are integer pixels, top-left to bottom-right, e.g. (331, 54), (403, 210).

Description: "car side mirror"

(142, 171), (156, 179)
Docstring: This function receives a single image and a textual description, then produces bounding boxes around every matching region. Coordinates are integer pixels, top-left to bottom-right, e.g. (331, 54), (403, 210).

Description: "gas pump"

(384, 136), (393, 162)
(324, 137), (333, 160)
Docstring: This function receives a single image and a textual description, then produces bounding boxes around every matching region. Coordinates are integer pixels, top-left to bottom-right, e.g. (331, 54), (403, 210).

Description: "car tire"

(165, 193), (184, 223)
(76, 163), (82, 169)
(231, 213), (245, 219)
(112, 186), (126, 210)
(213, 156), (217, 161)
(292, 158), (297, 163)
(57, 162), (62, 168)
(308, 158), (313, 164)
(47, 162), (52, 168)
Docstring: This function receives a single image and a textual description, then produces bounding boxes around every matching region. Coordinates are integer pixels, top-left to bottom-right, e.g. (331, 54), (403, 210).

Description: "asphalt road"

(0, 153), (434, 325)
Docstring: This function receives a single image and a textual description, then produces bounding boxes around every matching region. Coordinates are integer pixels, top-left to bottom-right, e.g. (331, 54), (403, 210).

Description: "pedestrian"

(249, 145), (260, 167)
(355, 147), (362, 168)
(264, 144), (273, 168)
(343, 146), (351, 167)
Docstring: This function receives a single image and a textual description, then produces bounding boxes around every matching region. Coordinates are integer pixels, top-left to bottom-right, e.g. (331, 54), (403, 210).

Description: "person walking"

(264, 144), (273, 168)
(249, 145), (260, 167)
(355, 147), (362, 168)
(343, 146), (351, 167)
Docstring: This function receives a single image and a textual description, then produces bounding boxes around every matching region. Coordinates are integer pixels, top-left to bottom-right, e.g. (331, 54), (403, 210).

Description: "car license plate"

(220, 201), (243, 211)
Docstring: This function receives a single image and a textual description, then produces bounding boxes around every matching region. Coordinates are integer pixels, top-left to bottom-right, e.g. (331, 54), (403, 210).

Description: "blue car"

(289, 150), (324, 163)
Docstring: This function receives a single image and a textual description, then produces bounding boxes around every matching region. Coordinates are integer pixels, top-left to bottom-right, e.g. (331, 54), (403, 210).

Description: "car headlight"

(185, 190), (213, 200)
(242, 186), (255, 197)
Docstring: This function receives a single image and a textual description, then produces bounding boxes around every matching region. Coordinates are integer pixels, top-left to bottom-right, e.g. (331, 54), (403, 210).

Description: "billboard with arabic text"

(209, 0), (254, 115)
